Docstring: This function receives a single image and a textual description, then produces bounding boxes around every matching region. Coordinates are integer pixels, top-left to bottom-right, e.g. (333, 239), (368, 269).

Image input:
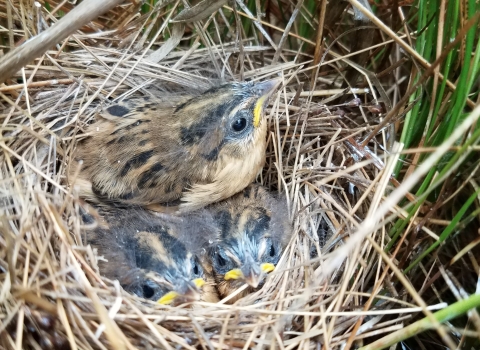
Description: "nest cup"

(3, 1), (471, 349)
(1, 4), (363, 348)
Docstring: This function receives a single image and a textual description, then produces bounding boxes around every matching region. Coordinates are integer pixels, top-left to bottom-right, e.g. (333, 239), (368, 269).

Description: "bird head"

(97, 208), (220, 306)
(208, 185), (290, 297)
(212, 232), (281, 290)
(150, 253), (207, 306)
(174, 79), (282, 161)
(123, 244), (208, 306)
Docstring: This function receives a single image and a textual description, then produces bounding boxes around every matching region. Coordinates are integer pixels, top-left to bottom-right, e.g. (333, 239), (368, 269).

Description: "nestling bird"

(85, 207), (220, 305)
(71, 79), (281, 212)
(203, 184), (291, 302)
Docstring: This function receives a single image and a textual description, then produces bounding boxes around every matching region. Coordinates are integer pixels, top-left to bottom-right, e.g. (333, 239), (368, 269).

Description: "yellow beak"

(157, 291), (179, 305)
(253, 96), (267, 128)
(157, 278), (206, 305)
(252, 78), (282, 127)
(193, 278), (205, 288)
(261, 263), (275, 273)
(224, 263), (276, 288)
(224, 268), (243, 281)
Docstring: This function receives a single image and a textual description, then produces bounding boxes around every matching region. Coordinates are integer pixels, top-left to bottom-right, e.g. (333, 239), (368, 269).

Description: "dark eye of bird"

(142, 284), (155, 299)
(231, 117), (247, 132)
(216, 252), (227, 267)
(193, 263), (199, 276)
(269, 244), (275, 257)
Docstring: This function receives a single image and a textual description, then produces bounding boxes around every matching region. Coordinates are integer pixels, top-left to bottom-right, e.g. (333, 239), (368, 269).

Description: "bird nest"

(0, 1), (416, 349)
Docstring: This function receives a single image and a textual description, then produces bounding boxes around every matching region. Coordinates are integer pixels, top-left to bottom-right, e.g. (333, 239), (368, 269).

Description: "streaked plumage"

(203, 184), (291, 302)
(71, 80), (281, 212)
(86, 207), (220, 304)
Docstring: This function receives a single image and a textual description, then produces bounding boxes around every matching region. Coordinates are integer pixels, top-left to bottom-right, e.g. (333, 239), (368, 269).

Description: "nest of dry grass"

(3, 1), (473, 349)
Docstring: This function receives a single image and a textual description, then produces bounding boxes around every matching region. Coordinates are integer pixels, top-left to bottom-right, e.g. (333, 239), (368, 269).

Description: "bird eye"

(269, 244), (276, 257)
(142, 284), (155, 299)
(192, 262), (199, 276)
(231, 117), (247, 132)
(216, 252), (227, 267)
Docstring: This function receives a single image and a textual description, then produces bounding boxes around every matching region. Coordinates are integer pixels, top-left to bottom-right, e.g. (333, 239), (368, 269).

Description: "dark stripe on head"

(245, 207), (270, 237)
(107, 105), (130, 117)
(179, 97), (244, 145)
(135, 227), (189, 270)
(134, 244), (167, 272)
(121, 150), (154, 176)
(215, 210), (233, 239)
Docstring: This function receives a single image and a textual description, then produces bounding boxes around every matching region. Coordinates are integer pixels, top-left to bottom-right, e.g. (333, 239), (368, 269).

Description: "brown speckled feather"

(70, 80), (280, 212)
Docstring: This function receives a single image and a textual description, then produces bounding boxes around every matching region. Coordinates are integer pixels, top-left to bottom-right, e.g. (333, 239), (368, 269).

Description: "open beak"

(253, 78), (282, 128)
(157, 278), (205, 305)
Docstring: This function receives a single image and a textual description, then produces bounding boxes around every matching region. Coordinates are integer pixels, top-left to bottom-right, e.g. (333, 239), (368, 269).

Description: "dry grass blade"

(0, 0), (125, 85)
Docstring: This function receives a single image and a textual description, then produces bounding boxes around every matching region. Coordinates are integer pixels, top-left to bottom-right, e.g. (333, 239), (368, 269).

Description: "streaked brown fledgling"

(203, 184), (291, 302)
(71, 79), (281, 212)
(85, 207), (220, 305)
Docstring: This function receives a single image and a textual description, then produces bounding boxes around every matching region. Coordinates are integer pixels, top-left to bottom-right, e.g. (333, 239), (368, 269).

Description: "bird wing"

(73, 96), (198, 206)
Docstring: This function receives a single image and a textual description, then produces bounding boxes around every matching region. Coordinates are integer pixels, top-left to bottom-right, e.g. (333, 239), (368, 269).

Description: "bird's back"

(71, 95), (198, 207)
(70, 80), (278, 212)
